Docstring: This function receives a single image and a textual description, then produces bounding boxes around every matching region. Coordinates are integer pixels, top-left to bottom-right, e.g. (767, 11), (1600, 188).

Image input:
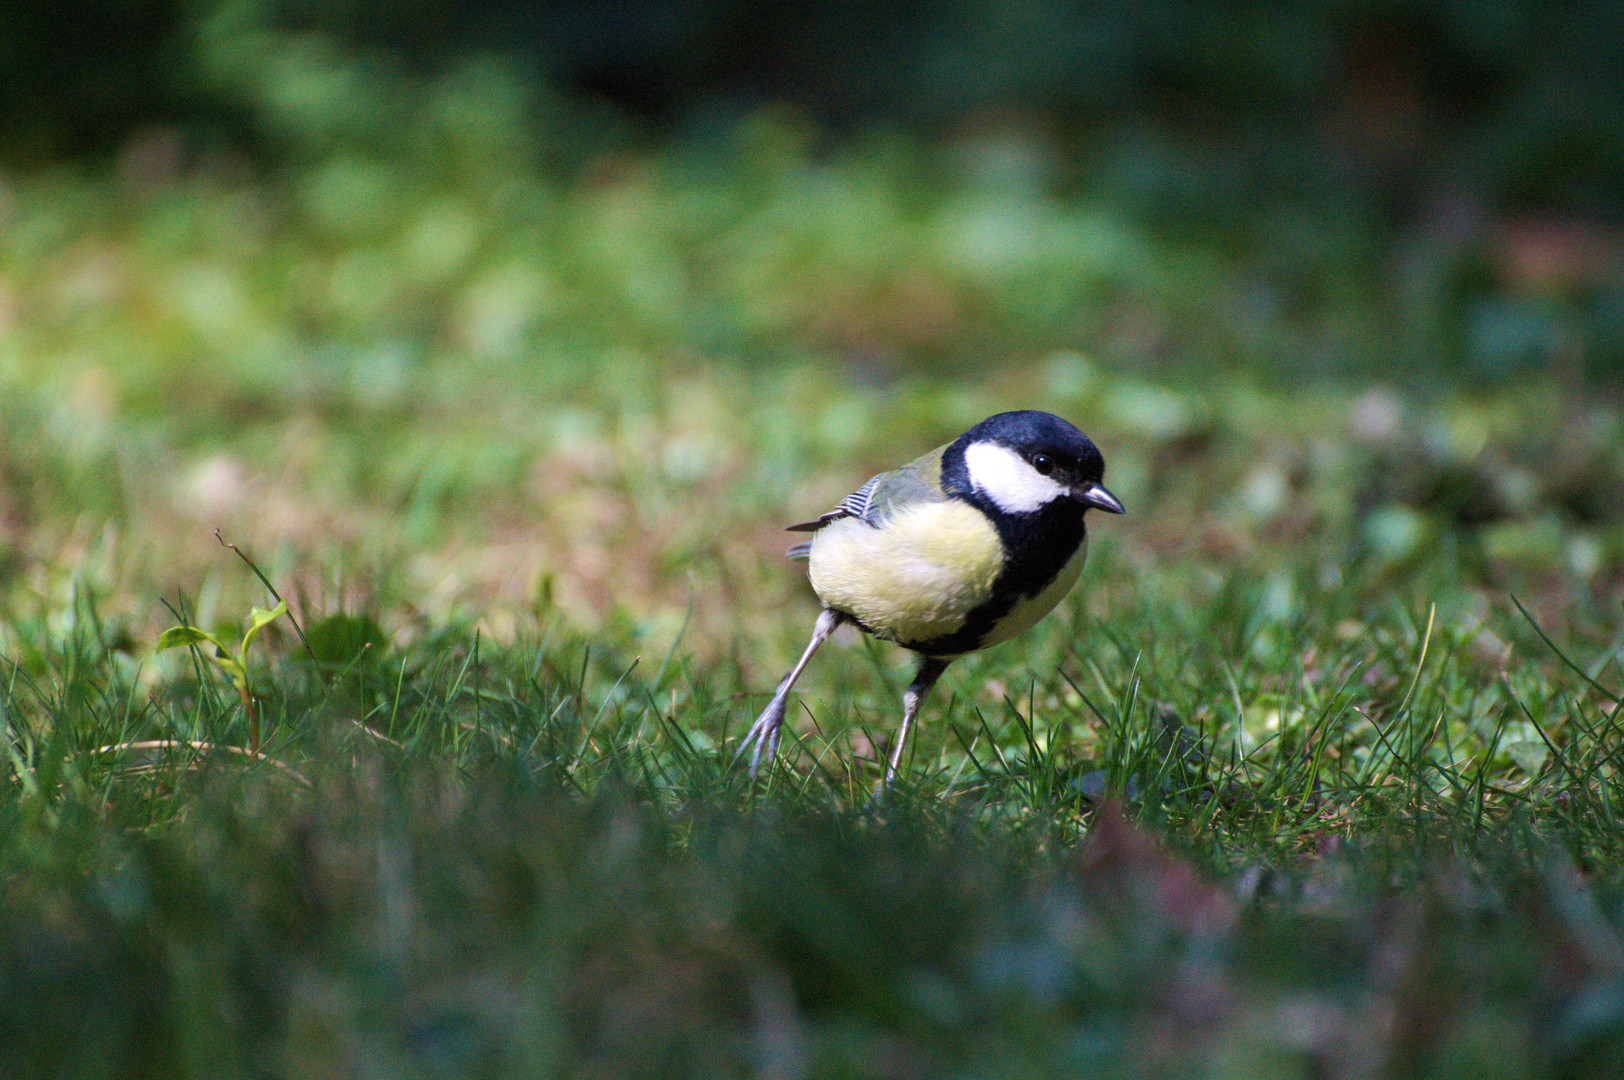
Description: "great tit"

(741, 409), (1124, 789)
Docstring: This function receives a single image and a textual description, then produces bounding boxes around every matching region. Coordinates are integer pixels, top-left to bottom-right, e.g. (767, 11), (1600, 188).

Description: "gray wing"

(786, 475), (879, 534)
(782, 447), (948, 559)
(785, 475), (878, 559)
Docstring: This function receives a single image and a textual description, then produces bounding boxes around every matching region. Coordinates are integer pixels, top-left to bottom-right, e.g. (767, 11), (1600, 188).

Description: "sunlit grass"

(2, 561), (1621, 1076)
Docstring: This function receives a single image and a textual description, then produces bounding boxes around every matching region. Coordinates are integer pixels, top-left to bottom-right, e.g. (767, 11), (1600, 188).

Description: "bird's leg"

(738, 607), (844, 779)
(877, 655), (952, 799)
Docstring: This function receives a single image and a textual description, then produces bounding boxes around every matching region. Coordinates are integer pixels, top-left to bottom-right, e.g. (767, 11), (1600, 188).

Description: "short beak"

(1077, 482), (1125, 515)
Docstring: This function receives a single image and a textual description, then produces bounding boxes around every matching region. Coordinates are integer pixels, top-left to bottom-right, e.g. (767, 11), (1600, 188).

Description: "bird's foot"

(737, 693), (788, 780)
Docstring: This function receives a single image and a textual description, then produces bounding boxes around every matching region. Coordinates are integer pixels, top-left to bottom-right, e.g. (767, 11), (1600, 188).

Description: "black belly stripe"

(901, 499), (1087, 657)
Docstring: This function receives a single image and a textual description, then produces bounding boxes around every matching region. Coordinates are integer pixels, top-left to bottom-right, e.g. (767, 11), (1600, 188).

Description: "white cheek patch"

(962, 442), (1067, 514)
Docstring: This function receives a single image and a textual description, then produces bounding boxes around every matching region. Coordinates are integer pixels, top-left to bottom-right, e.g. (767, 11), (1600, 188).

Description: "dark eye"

(1032, 454), (1054, 476)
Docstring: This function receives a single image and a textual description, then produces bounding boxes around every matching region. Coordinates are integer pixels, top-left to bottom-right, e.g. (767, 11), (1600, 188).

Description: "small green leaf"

(157, 626), (219, 652)
(242, 600), (289, 656)
(247, 601), (289, 634)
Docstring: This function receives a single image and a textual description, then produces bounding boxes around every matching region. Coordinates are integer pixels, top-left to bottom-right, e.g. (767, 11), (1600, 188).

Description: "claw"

(737, 692), (789, 778)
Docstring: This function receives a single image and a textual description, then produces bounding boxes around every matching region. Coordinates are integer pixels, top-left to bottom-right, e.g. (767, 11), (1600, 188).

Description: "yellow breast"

(806, 500), (1005, 646)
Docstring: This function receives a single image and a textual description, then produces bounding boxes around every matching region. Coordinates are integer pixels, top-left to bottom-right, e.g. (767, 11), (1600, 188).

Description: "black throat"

(904, 441), (1089, 657)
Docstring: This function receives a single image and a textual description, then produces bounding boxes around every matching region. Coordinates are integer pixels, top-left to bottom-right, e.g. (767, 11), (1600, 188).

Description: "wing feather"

(780, 445), (949, 557)
(785, 475), (879, 533)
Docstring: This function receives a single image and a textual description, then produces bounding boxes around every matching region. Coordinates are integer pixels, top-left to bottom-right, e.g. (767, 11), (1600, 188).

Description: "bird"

(740, 409), (1124, 791)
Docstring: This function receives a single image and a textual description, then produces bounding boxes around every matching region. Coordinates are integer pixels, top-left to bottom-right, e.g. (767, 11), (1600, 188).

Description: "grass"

(4, 498), (1621, 1076)
(2, 98), (1624, 1074)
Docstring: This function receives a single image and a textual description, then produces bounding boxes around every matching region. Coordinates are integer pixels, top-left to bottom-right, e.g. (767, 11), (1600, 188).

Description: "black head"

(943, 410), (1124, 517)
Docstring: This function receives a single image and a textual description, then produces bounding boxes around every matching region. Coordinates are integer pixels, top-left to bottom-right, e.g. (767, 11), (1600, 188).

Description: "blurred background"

(9, 0), (1621, 380)
(1, 0), (1621, 656)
